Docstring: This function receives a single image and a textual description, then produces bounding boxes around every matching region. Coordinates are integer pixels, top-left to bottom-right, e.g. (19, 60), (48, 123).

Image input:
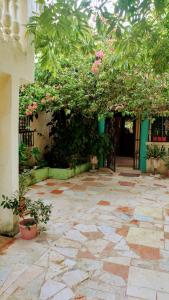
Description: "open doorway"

(114, 114), (135, 168)
(106, 113), (139, 170)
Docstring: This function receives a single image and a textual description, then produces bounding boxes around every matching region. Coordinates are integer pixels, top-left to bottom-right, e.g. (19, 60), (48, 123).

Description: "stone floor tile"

(128, 266), (169, 293)
(135, 206), (163, 220)
(40, 279), (65, 300)
(99, 271), (126, 287)
(164, 225), (169, 232)
(157, 292), (169, 300)
(55, 247), (78, 258)
(74, 224), (97, 232)
(62, 270), (89, 288)
(2, 171), (169, 298)
(65, 230), (87, 243)
(127, 285), (156, 300)
(164, 240), (169, 250)
(104, 256), (131, 266)
(52, 287), (74, 300)
(126, 227), (164, 248)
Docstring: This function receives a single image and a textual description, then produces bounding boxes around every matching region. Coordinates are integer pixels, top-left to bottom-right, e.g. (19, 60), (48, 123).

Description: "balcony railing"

(0, 0), (32, 48)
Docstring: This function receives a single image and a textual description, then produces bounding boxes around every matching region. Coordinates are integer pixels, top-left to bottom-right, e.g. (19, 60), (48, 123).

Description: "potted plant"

(146, 145), (166, 174)
(0, 172), (51, 240)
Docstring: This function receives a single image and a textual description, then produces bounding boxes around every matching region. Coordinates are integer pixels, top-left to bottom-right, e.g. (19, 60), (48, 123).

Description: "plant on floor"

(0, 172), (52, 239)
(146, 145), (166, 160)
(146, 145), (166, 174)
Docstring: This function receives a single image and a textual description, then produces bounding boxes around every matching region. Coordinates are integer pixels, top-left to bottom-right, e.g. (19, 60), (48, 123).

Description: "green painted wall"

(140, 119), (149, 172)
(98, 117), (106, 167)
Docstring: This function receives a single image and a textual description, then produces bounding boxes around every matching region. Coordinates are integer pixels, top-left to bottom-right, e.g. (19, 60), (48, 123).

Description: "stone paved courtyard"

(1, 169), (169, 299)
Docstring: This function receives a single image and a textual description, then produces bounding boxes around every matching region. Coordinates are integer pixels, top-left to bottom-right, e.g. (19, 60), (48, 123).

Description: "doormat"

(119, 173), (140, 177)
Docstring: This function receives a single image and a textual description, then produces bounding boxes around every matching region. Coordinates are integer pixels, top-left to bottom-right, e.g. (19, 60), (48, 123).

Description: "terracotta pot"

(157, 137), (162, 142)
(152, 136), (158, 142)
(153, 158), (159, 171)
(19, 218), (37, 240)
(161, 137), (167, 142)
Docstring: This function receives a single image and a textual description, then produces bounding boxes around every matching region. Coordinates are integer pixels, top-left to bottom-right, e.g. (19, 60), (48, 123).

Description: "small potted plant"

(146, 145), (166, 174)
(1, 195), (51, 240)
(0, 172), (51, 240)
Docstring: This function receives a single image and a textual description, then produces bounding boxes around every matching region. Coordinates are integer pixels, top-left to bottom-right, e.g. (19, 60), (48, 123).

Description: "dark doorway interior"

(112, 113), (135, 169)
(114, 114), (135, 158)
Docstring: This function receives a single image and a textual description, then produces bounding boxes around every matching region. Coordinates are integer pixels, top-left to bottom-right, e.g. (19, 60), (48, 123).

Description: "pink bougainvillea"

(91, 59), (102, 74)
(25, 102), (38, 115)
(91, 65), (99, 74)
(95, 50), (104, 59)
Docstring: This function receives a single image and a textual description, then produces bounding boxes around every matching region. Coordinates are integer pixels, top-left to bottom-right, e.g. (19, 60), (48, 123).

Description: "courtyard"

(0, 169), (169, 300)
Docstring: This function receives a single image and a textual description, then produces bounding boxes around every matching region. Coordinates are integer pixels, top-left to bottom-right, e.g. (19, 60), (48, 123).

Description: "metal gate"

(106, 118), (116, 172)
(133, 118), (141, 169)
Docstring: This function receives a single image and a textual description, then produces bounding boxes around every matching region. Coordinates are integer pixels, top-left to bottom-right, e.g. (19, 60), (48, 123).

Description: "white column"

(0, 1), (3, 38)
(12, 0), (20, 41)
(2, 0), (11, 37)
(0, 74), (19, 235)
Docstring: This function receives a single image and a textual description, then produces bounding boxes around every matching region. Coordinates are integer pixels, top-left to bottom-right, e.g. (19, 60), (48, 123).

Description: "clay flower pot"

(152, 136), (158, 142)
(19, 218), (37, 240)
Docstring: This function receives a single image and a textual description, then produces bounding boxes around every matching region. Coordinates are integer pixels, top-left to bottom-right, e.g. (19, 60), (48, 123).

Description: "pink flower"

(25, 109), (32, 116)
(96, 50), (104, 59)
(28, 105), (33, 110)
(41, 99), (46, 104)
(32, 103), (38, 109)
(91, 65), (99, 74)
(94, 60), (102, 66)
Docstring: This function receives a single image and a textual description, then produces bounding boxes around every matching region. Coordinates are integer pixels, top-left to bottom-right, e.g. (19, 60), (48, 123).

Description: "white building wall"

(0, 0), (34, 235)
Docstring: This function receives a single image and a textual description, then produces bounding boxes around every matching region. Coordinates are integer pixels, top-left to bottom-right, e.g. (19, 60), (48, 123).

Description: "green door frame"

(98, 117), (105, 168)
(140, 119), (149, 172)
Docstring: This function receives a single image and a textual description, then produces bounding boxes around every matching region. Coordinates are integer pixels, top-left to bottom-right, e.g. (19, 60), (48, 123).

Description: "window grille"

(150, 116), (169, 142)
(19, 117), (34, 146)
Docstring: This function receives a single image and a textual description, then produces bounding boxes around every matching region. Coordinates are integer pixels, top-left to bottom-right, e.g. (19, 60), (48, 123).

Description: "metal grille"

(19, 117), (34, 146)
(150, 117), (169, 142)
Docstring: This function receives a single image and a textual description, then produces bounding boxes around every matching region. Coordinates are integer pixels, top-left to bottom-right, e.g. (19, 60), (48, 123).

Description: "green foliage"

(146, 145), (166, 159)
(45, 109), (102, 168)
(31, 147), (41, 163)
(19, 143), (28, 166)
(28, 0), (94, 69)
(1, 195), (51, 225)
(164, 156), (169, 169)
(1, 171), (52, 226)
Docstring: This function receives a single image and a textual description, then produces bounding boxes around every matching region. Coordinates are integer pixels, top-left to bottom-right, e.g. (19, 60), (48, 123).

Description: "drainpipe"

(140, 119), (149, 172)
(98, 117), (105, 168)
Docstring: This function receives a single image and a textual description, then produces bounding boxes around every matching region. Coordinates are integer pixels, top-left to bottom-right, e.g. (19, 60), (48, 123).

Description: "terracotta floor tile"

(117, 206), (134, 216)
(50, 189), (63, 194)
(119, 181), (135, 187)
(46, 182), (57, 186)
(31, 184), (43, 189)
(82, 231), (103, 240)
(0, 236), (15, 254)
(116, 226), (129, 237)
(101, 242), (114, 256)
(103, 261), (129, 280)
(37, 192), (45, 195)
(130, 219), (140, 225)
(129, 243), (160, 260)
(97, 200), (110, 206)
(77, 250), (96, 259)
